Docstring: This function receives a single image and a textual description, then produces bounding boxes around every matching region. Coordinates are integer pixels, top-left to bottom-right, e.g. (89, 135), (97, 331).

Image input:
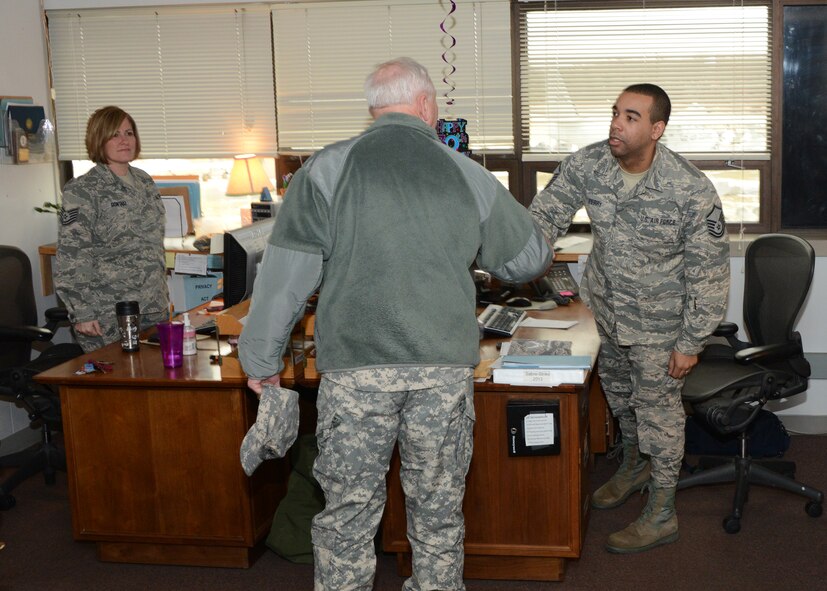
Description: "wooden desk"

(382, 300), (610, 582)
(35, 340), (289, 568)
(36, 298), (609, 578)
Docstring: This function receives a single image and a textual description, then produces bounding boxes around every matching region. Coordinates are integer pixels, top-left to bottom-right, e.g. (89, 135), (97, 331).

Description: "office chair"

(678, 234), (823, 533)
(0, 245), (82, 510)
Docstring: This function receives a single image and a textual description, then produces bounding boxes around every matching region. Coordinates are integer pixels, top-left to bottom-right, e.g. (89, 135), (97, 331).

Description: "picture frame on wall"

(160, 186), (194, 238)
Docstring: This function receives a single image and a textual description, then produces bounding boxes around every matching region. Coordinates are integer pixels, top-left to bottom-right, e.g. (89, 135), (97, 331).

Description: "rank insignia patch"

(706, 204), (725, 238)
(60, 207), (79, 226)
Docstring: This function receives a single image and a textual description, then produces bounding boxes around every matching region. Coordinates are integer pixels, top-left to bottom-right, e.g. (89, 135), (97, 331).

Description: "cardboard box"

(214, 299), (305, 382)
(168, 272), (223, 313)
(215, 298), (249, 336)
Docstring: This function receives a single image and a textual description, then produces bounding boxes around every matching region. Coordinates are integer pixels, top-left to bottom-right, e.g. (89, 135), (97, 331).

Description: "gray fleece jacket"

(238, 113), (552, 379)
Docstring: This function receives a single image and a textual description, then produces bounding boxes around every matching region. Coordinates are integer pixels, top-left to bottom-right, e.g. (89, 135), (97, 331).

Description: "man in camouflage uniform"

(55, 106), (169, 353)
(239, 57), (552, 590)
(530, 84), (730, 553)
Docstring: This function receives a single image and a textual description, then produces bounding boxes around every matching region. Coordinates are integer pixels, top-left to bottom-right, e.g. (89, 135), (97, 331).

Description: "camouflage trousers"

(596, 326), (685, 488)
(312, 367), (474, 591)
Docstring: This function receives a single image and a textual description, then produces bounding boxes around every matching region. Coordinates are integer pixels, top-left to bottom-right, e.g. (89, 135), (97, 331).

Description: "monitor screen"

(222, 218), (276, 308)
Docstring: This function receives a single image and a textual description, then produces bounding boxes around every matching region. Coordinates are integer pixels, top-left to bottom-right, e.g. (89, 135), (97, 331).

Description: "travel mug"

(115, 300), (141, 352)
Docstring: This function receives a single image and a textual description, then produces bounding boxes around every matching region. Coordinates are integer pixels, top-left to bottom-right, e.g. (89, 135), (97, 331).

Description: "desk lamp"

(226, 154), (274, 197)
(226, 154), (278, 223)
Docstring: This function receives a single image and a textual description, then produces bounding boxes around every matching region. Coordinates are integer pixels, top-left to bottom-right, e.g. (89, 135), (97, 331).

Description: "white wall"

(0, 0), (65, 450)
(1, 0), (62, 316)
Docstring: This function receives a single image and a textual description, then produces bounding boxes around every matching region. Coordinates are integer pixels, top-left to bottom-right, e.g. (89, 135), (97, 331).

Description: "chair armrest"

(734, 341), (803, 365)
(44, 306), (70, 323)
(713, 321), (739, 337)
(712, 321), (752, 351)
(0, 324), (54, 342)
(43, 306), (72, 333)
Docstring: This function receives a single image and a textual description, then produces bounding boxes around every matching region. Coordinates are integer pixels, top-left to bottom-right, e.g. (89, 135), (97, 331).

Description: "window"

(272, 0), (512, 153)
(476, 155), (520, 199)
(781, 4), (827, 229)
(527, 160), (769, 229)
(516, 1), (772, 230)
(45, 0), (798, 233)
(47, 5), (276, 159)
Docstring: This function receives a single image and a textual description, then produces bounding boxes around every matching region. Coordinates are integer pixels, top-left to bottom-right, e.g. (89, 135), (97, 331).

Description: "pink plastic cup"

(156, 321), (184, 368)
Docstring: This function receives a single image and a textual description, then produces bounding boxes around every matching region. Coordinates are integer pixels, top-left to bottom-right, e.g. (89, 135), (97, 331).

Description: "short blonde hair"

(85, 106), (141, 164)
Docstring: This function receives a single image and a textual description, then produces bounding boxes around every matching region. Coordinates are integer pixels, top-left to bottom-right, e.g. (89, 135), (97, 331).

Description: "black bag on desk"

(684, 409), (791, 458)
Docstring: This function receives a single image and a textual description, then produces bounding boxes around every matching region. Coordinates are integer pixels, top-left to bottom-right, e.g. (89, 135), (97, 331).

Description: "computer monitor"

(222, 218), (276, 308)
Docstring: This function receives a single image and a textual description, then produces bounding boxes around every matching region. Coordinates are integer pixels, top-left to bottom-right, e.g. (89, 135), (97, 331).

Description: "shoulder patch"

(60, 207), (79, 226)
(544, 171), (560, 190)
(706, 204), (725, 238)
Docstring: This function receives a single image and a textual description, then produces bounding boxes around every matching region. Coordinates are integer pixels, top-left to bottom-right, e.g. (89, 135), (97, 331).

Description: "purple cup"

(156, 321), (184, 368)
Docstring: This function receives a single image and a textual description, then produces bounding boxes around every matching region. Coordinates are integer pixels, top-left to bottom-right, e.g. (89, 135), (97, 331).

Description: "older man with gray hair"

(238, 57), (553, 590)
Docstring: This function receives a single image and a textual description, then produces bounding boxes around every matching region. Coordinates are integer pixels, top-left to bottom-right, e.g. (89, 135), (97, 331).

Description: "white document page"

(519, 318), (578, 329)
(524, 413), (555, 446)
(173, 253), (209, 276)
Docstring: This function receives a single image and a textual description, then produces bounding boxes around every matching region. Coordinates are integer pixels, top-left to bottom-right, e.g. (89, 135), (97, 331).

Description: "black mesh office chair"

(0, 245), (82, 510)
(678, 234), (823, 533)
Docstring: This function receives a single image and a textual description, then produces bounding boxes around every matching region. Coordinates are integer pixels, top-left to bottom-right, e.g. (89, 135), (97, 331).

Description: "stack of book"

(492, 354), (591, 386)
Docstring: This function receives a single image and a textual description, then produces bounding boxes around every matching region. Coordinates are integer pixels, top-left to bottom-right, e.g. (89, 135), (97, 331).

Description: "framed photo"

(160, 186), (194, 237)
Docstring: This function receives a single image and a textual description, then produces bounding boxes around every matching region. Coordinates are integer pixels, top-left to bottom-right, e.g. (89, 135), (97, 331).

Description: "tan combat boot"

(605, 485), (679, 554)
(591, 444), (651, 509)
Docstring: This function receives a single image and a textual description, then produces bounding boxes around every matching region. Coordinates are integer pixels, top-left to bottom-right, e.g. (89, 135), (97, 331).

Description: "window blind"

(517, 1), (772, 158)
(272, 0), (512, 153)
(47, 5), (277, 160)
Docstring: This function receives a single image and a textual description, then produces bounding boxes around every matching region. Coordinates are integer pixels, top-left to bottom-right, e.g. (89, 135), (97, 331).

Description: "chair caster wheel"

(805, 501), (822, 518)
(722, 515), (741, 534)
(0, 494), (16, 511)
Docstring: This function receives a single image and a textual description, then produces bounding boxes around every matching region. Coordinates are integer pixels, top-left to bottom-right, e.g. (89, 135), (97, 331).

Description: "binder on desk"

(494, 355), (591, 386)
(502, 355), (591, 369)
(506, 400), (560, 457)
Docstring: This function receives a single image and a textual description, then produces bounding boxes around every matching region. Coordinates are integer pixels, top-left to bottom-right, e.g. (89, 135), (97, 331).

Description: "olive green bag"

(266, 434), (324, 564)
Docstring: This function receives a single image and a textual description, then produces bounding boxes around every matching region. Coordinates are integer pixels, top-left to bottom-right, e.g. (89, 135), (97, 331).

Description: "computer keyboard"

(477, 304), (526, 337)
(194, 318), (217, 335)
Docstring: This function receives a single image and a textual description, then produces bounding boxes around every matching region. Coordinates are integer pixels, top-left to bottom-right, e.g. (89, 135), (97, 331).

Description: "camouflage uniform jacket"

(530, 140), (730, 355)
(239, 112), (552, 380)
(55, 164), (169, 325)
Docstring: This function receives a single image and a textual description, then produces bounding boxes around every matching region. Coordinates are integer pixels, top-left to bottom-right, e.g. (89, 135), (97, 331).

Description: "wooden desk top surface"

(479, 298), (598, 359)
(36, 299), (598, 392)
(36, 337), (247, 388)
(475, 298), (599, 392)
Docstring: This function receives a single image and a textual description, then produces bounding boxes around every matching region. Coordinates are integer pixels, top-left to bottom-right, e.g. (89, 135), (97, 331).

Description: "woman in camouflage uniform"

(55, 106), (169, 352)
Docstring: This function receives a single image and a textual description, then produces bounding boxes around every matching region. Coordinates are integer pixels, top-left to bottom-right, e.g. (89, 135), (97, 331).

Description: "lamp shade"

(226, 154), (274, 196)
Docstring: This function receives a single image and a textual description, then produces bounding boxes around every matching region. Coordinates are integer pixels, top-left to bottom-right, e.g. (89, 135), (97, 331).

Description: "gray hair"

(364, 57), (435, 109)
